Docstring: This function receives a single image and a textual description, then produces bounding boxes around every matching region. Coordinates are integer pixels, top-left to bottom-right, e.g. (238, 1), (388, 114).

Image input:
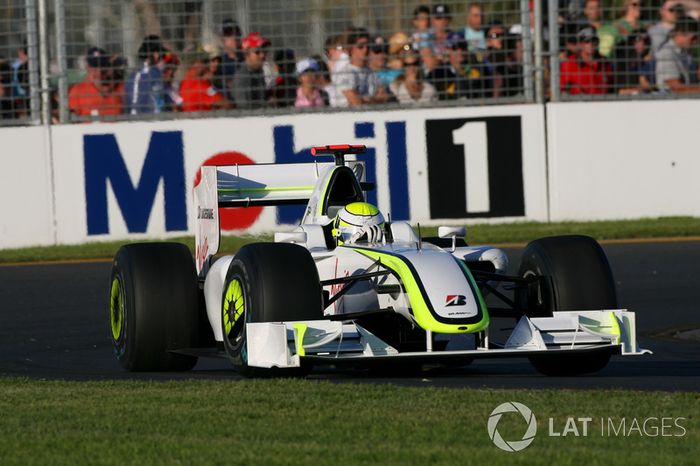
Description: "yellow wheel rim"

(110, 277), (124, 341)
(222, 278), (245, 336)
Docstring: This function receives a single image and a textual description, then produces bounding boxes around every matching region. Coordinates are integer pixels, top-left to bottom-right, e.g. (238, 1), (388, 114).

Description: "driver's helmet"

(333, 202), (385, 245)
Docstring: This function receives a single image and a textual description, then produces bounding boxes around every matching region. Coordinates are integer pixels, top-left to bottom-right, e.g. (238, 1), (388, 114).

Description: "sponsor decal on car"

(445, 294), (467, 307)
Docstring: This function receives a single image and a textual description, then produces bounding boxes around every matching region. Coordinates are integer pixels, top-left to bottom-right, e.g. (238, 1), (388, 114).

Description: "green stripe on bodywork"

(352, 249), (489, 334)
(218, 186), (313, 194)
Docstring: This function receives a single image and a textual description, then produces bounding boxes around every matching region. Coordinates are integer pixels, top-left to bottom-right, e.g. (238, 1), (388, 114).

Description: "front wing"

(244, 310), (650, 369)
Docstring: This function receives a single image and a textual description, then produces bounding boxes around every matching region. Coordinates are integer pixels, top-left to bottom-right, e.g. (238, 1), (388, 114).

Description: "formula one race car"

(108, 145), (648, 376)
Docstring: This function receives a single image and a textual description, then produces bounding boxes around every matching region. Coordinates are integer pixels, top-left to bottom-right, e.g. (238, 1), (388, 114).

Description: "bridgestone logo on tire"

(487, 401), (537, 452)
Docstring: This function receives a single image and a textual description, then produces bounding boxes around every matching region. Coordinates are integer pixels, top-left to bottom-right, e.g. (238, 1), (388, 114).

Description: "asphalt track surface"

(1, 240), (699, 391)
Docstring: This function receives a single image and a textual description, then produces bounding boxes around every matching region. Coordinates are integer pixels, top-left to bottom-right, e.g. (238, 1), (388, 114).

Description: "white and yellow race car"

(108, 145), (648, 376)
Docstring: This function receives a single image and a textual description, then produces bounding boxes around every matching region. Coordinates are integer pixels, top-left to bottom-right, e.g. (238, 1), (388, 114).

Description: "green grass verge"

(1, 217), (699, 263)
(0, 378), (696, 466)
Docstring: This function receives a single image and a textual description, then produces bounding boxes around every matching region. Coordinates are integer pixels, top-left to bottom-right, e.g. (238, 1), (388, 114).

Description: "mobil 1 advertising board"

(50, 105), (547, 245)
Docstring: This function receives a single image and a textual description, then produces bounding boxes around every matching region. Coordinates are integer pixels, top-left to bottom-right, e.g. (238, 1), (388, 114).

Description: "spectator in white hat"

(294, 58), (325, 108)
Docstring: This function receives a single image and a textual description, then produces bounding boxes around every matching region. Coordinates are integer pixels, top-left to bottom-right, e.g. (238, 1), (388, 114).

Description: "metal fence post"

(236, 0), (250, 35)
(55, 0), (69, 123)
(121, 2), (137, 69)
(548, 0), (561, 102)
(25, 0), (41, 124)
(310, 0), (324, 55)
(201, 0), (214, 47)
(520, 0), (534, 102)
(533, 0), (544, 103)
(37, 0), (51, 125)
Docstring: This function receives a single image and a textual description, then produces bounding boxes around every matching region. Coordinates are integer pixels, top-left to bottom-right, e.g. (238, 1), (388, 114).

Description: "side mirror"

(274, 231), (308, 244)
(437, 226), (466, 252)
(438, 226), (466, 239)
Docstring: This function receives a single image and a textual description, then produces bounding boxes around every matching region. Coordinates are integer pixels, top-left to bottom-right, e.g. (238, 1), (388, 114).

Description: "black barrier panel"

(426, 116), (524, 219)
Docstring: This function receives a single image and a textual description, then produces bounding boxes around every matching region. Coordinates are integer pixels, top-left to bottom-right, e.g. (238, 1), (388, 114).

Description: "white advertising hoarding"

(0, 127), (54, 249)
(547, 100), (700, 221)
(48, 104), (548, 245)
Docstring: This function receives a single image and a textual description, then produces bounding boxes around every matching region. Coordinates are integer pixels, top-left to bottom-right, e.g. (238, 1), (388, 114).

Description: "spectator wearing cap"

(561, 0), (600, 50)
(294, 58), (325, 108)
(649, 1), (684, 53)
(232, 32), (269, 109)
(560, 22), (581, 61)
(369, 36), (402, 90)
(124, 35), (166, 114)
(387, 32), (412, 70)
(390, 52), (437, 104)
(412, 5), (433, 51)
(180, 49), (231, 112)
(463, 3), (487, 52)
(655, 16), (700, 93)
(431, 3), (458, 59)
(334, 28), (389, 107)
(214, 19), (242, 101)
(68, 47), (122, 119)
(560, 27), (613, 94)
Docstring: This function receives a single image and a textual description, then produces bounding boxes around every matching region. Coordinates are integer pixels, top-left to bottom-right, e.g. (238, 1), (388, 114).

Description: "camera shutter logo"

(487, 402), (537, 452)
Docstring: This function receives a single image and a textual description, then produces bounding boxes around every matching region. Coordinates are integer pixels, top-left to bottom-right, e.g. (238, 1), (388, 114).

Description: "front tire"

(221, 243), (323, 377)
(110, 243), (199, 371)
(518, 235), (617, 376)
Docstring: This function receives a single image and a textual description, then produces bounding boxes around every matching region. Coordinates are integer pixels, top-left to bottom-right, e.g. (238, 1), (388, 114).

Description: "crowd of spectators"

(559, 0), (700, 95)
(60, 3), (532, 121)
(2, 2), (700, 122)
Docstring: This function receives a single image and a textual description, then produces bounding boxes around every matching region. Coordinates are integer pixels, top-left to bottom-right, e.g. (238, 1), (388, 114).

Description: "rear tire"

(518, 235), (617, 376)
(221, 243), (323, 377)
(110, 243), (199, 371)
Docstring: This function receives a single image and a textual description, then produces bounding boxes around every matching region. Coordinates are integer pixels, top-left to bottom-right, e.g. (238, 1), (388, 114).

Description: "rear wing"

(194, 161), (362, 275)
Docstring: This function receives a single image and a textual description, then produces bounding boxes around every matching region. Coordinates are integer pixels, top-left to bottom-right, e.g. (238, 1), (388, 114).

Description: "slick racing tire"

(221, 243), (323, 377)
(518, 235), (617, 376)
(109, 243), (199, 371)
